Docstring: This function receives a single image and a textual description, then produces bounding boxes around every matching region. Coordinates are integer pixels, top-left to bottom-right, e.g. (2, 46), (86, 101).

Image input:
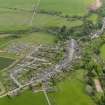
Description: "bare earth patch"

(89, 0), (102, 11)
(0, 50), (5, 53)
(94, 79), (103, 93)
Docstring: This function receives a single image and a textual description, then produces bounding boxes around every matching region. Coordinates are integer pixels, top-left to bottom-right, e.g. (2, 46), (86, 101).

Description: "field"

(48, 70), (95, 105)
(100, 44), (105, 59)
(0, 32), (56, 49)
(0, 91), (48, 105)
(40, 0), (95, 16)
(0, 57), (14, 70)
(0, 0), (95, 32)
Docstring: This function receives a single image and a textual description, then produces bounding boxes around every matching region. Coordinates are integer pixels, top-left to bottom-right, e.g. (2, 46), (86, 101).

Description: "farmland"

(0, 0), (94, 32)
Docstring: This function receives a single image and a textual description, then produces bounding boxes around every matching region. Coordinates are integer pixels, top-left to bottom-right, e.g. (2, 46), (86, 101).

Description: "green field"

(0, 0), (95, 16)
(0, 57), (14, 70)
(0, 0), (38, 9)
(0, 32), (56, 47)
(40, 0), (95, 16)
(100, 44), (105, 59)
(0, 9), (83, 32)
(88, 14), (98, 24)
(48, 70), (95, 105)
(0, 91), (48, 105)
(0, 0), (94, 32)
(10, 32), (57, 45)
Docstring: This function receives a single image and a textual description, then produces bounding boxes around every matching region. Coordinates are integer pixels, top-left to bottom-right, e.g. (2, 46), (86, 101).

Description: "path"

(43, 88), (52, 105)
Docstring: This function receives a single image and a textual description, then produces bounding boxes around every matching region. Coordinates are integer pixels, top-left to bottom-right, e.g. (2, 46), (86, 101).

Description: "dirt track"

(95, 0), (102, 9)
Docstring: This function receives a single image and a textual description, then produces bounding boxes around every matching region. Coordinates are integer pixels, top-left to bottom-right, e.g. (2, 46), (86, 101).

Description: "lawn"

(0, 57), (14, 70)
(100, 44), (105, 59)
(48, 70), (96, 105)
(0, 91), (48, 105)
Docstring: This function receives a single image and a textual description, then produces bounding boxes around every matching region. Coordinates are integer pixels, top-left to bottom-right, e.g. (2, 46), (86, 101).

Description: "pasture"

(0, 91), (48, 105)
(0, 0), (95, 32)
(40, 0), (95, 16)
(100, 44), (105, 59)
(0, 57), (14, 70)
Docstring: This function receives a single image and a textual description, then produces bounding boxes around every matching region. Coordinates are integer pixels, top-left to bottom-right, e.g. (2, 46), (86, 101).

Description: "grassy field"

(0, 57), (14, 70)
(87, 14), (98, 24)
(0, 0), (95, 16)
(0, 91), (48, 105)
(40, 0), (95, 16)
(0, 0), (94, 32)
(48, 70), (95, 105)
(0, 32), (56, 48)
(0, 11), (83, 32)
(33, 13), (83, 28)
(0, 0), (38, 9)
(100, 44), (105, 59)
